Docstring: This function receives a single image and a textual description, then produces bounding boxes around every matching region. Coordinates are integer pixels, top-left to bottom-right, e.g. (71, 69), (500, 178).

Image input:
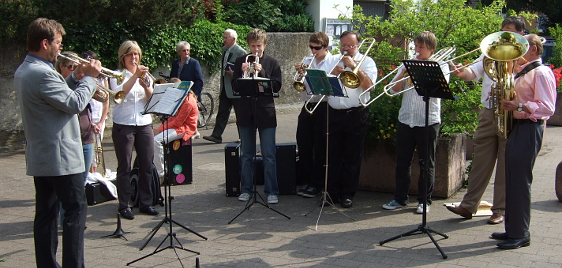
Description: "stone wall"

(0, 32), (313, 148)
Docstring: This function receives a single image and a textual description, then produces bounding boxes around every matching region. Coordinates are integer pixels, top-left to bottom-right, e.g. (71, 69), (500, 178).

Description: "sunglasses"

(66, 64), (78, 70)
(309, 45), (324, 50)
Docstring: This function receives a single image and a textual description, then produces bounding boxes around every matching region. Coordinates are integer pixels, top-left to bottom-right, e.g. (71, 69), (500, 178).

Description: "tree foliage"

(339, 0), (535, 140)
(483, 0), (562, 30)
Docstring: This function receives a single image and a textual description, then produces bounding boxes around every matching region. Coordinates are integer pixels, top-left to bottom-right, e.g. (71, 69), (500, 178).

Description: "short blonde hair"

(118, 40), (142, 70)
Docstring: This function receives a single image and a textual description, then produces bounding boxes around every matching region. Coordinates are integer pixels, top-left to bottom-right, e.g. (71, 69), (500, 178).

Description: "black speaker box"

(225, 143), (241, 197)
(167, 139), (193, 185)
(276, 143), (297, 195)
(85, 179), (117, 206)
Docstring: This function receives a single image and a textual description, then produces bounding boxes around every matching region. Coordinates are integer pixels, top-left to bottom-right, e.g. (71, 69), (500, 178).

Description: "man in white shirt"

(327, 31), (377, 208)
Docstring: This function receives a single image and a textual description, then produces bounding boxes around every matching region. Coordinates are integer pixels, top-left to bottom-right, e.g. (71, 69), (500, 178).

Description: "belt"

(331, 106), (365, 114)
(513, 119), (544, 125)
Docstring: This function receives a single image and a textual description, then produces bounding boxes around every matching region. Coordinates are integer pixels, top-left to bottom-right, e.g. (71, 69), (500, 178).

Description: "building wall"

(306, 0), (352, 32)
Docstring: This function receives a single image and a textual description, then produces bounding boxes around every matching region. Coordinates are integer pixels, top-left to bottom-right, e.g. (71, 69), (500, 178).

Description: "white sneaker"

(416, 203), (430, 214)
(238, 193), (251, 201)
(267, 195), (278, 204)
(192, 131), (201, 140)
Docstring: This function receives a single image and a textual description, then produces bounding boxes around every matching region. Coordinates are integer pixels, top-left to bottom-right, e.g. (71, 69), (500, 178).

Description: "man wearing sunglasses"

(326, 31), (377, 208)
(293, 32), (337, 198)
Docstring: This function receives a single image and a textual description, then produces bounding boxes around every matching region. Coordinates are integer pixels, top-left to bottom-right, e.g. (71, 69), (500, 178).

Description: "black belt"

(513, 119), (544, 125)
(331, 106), (365, 114)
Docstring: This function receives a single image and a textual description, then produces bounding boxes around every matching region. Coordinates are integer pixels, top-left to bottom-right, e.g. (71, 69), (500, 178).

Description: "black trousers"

(296, 102), (327, 188)
(34, 173), (87, 268)
(112, 123), (154, 211)
(504, 120), (544, 239)
(211, 90), (239, 139)
(327, 106), (369, 200)
(393, 122), (439, 205)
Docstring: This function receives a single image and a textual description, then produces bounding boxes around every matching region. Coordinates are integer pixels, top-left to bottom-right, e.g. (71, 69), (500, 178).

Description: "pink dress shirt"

(513, 59), (557, 121)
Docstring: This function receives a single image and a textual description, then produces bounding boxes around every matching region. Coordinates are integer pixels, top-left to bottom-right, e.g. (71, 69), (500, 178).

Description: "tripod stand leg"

(425, 229), (448, 259)
(171, 219), (208, 240)
(139, 218), (167, 250)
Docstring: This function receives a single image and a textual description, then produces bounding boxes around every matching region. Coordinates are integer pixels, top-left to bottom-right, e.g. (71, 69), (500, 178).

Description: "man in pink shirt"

(491, 34), (557, 249)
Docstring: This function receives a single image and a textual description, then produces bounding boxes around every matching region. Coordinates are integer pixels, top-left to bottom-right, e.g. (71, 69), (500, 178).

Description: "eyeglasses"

(341, 44), (358, 49)
(51, 40), (63, 47)
(65, 64), (78, 70)
(309, 45), (324, 50)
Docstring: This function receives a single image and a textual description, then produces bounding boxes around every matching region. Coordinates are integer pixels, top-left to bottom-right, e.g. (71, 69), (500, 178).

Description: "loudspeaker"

(276, 143), (297, 195)
(225, 143), (241, 197)
(167, 139), (193, 185)
(85, 179), (117, 206)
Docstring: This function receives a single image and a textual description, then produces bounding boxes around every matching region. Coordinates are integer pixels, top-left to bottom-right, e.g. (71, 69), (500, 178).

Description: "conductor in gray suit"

(203, 29), (247, 143)
(14, 18), (101, 268)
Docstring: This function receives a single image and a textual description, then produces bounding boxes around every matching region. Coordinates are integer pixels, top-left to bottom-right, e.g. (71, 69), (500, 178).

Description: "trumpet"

(242, 52), (260, 78)
(56, 53), (125, 85)
(293, 54), (315, 92)
(94, 83), (126, 104)
(132, 60), (156, 86)
(93, 133), (106, 177)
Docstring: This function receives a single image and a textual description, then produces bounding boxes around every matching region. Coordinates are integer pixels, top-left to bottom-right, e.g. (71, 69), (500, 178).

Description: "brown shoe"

(487, 213), (504, 224)
(446, 205), (473, 219)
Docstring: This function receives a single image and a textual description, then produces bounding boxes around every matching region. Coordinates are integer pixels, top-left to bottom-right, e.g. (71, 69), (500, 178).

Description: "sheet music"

(144, 81), (192, 116)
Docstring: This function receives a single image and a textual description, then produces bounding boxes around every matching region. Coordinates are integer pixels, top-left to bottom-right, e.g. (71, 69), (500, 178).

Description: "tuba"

(482, 31), (529, 138)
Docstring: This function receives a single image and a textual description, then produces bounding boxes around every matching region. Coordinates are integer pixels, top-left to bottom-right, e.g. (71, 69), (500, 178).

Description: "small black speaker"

(225, 143), (241, 197)
(167, 139), (193, 185)
(276, 143), (297, 195)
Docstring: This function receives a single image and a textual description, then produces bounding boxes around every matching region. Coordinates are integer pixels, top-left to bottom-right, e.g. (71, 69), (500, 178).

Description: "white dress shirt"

(328, 53), (377, 109)
(110, 70), (152, 126)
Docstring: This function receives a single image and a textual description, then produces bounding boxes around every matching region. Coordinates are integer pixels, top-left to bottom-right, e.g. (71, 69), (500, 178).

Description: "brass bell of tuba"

(481, 31), (529, 138)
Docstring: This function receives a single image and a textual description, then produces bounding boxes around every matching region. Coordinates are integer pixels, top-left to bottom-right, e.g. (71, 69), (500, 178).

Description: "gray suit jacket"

(14, 54), (97, 176)
(221, 43), (246, 98)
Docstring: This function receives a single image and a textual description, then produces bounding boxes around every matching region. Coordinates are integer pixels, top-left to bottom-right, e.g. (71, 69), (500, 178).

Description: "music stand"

(302, 69), (355, 230)
(379, 60), (453, 259)
(128, 82), (207, 267)
(228, 77), (291, 224)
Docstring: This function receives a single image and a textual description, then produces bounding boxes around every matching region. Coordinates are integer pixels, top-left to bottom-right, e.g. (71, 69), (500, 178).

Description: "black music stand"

(379, 60), (453, 259)
(228, 77), (291, 224)
(302, 69), (355, 230)
(128, 82), (207, 268)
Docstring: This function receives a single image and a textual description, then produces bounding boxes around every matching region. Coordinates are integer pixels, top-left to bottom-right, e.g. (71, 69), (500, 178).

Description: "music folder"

(236, 77), (274, 97)
(304, 69), (346, 97)
(143, 81), (192, 116)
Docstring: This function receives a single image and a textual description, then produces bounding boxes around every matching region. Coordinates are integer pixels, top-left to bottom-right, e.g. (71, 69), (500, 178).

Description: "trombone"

(56, 53), (125, 85)
(293, 54), (315, 92)
(338, 37), (376, 89)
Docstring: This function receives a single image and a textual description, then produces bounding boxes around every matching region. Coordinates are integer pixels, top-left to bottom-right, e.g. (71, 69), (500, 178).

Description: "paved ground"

(1, 104), (562, 268)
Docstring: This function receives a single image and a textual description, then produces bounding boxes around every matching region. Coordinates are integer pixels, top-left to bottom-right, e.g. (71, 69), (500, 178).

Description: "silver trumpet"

(293, 54), (315, 92)
(242, 52), (260, 78)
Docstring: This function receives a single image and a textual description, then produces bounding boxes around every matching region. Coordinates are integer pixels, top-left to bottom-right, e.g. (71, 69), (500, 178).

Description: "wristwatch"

(517, 103), (523, 112)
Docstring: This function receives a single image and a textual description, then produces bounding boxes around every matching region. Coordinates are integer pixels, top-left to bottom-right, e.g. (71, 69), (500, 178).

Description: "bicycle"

(158, 72), (214, 128)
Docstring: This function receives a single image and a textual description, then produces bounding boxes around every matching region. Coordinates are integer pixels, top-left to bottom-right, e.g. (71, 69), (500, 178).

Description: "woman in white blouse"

(109, 40), (158, 220)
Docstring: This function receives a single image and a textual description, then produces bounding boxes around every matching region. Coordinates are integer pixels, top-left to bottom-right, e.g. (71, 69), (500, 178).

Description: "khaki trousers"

(460, 108), (506, 215)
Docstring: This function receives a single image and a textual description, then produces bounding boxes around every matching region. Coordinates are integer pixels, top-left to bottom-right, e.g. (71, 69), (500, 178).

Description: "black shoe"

(491, 232), (509, 240)
(203, 135), (222, 144)
(139, 206), (159, 215)
(119, 209), (135, 220)
(497, 237), (530, 249)
(297, 184), (308, 196)
(302, 187), (321, 198)
(341, 198), (353, 208)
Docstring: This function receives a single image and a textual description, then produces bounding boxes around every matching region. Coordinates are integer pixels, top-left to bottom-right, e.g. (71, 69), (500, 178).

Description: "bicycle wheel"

(198, 92), (214, 128)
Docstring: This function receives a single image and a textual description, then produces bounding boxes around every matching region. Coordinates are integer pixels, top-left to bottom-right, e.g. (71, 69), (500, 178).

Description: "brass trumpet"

(93, 133), (106, 177)
(242, 52), (260, 78)
(132, 60), (156, 86)
(293, 54), (315, 92)
(56, 53), (125, 85)
(94, 83), (126, 104)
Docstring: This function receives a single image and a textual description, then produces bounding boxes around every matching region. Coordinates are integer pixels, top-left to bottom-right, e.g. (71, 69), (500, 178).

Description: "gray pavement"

(2, 104), (562, 268)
